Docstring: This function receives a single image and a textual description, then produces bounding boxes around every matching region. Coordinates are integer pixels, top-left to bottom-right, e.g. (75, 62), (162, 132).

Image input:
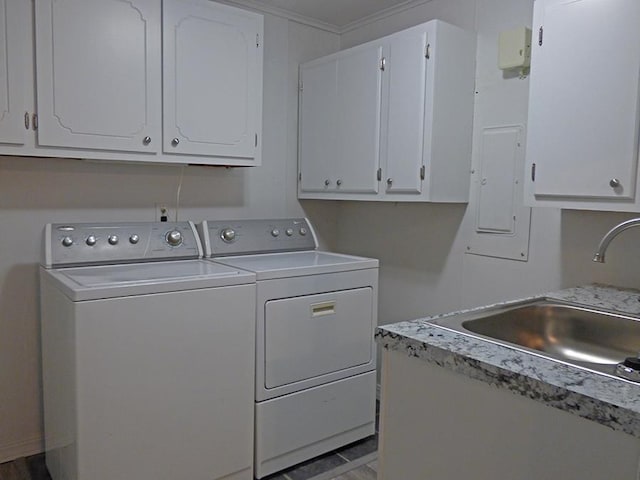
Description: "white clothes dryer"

(40, 222), (257, 480)
(198, 218), (378, 479)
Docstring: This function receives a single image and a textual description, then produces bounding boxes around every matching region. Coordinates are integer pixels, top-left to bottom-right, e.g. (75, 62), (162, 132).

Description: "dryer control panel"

(199, 218), (317, 257)
(43, 221), (203, 268)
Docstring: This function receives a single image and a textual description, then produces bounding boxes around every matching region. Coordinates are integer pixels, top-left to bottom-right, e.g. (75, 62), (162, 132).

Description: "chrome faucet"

(593, 218), (640, 263)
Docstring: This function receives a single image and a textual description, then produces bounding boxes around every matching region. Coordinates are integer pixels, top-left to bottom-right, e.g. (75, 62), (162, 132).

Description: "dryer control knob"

(166, 230), (183, 247)
(108, 235), (119, 245)
(220, 228), (236, 243)
(299, 227), (307, 236)
(62, 236), (73, 247)
(86, 235), (97, 246)
(286, 228), (294, 236)
(271, 229), (280, 237)
(129, 234), (140, 244)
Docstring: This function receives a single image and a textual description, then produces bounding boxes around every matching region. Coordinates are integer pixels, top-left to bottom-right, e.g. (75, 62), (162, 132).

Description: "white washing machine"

(198, 218), (378, 479)
(40, 222), (257, 480)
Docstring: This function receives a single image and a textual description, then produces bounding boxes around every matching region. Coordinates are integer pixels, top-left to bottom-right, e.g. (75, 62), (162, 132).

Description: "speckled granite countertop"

(375, 284), (640, 438)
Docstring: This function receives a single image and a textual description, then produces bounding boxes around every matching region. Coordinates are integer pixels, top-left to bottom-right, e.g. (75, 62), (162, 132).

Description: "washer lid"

(43, 260), (255, 301)
(213, 251), (378, 280)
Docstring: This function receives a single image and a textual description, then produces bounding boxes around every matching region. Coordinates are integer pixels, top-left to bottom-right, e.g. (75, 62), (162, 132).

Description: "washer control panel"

(199, 218), (317, 257)
(44, 221), (202, 268)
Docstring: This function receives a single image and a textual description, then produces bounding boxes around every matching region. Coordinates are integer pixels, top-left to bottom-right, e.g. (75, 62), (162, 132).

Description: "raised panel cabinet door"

(163, 0), (263, 160)
(336, 44), (382, 194)
(299, 57), (339, 192)
(35, 0), (161, 153)
(0, 0), (29, 145)
(527, 0), (640, 200)
(382, 29), (428, 195)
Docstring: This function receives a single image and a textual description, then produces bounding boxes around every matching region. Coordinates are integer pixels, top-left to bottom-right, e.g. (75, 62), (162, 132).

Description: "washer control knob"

(108, 235), (119, 245)
(299, 227), (307, 236)
(85, 235), (97, 246)
(271, 228), (280, 237)
(129, 234), (140, 245)
(62, 236), (73, 247)
(286, 228), (294, 236)
(220, 228), (236, 243)
(166, 230), (183, 247)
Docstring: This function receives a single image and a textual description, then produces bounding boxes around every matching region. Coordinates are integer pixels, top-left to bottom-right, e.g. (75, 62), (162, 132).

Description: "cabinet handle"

(143, 136), (151, 146)
(171, 138), (180, 147)
(24, 112), (30, 130)
(387, 178), (393, 185)
(324, 179), (330, 186)
(610, 178), (621, 188)
(336, 179), (342, 186)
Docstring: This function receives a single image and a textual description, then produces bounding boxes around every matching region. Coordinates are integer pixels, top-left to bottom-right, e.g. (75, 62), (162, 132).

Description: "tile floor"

(0, 448), (377, 480)
(263, 432), (378, 480)
(0, 404), (379, 480)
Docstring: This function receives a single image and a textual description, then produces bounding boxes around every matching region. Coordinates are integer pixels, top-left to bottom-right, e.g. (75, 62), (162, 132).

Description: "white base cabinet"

(379, 350), (640, 480)
(0, 0), (263, 167)
(298, 20), (476, 202)
(525, 0), (640, 211)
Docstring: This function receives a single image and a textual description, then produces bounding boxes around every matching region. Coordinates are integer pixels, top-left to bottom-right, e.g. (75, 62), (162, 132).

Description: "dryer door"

(264, 287), (374, 389)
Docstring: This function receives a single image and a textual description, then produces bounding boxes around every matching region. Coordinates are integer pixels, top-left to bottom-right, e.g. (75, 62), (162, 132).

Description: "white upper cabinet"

(299, 42), (382, 195)
(0, 0), (263, 166)
(382, 28), (428, 195)
(35, 0), (161, 153)
(0, 0), (29, 146)
(298, 20), (476, 202)
(299, 56), (339, 193)
(163, 0), (263, 160)
(525, 0), (640, 211)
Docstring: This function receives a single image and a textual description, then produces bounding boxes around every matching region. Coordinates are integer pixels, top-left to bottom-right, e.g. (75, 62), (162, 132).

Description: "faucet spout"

(593, 218), (640, 263)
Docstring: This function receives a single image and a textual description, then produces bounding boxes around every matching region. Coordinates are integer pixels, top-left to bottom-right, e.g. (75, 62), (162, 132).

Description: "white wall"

(334, 0), (640, 329)
(5, 0), (640, 464)
(0, 13), (340, 462)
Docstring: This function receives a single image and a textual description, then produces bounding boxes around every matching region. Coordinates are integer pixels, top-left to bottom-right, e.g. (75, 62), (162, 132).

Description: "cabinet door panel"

(0, 0), (28, 145)
(35, 0), (161, 153)
(336, 45), (382, 194)
(299, 58), (338, 192)
(163, 0), (262, 159)
(528, 0), (640, 200)
(383, 30), (427, 194)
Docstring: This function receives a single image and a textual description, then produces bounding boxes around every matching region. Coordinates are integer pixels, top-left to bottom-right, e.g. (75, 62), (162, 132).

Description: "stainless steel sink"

(430, 299), (640, 377)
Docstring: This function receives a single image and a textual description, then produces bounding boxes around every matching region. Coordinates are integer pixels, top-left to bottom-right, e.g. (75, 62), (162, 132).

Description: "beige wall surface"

(3, 0), (640, 463)
(333, 0), (640, 329)
(0, 14), (340, 462)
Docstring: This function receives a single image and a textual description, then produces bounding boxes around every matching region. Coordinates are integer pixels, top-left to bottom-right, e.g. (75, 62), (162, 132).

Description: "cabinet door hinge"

(299, 80), (303, 92)
(32, 113), (38, 130)
(538, 26), (543, 46)
(380, 57), (386, 71)
(377, 168), (382, 181)
(256, 33), (260, 48)
(24, 112), (30, 130)
(425, 43), (431, 59)
(298, 172), (302, 182)
(531, 163), (536, 182)
(420, 165), (425, 180)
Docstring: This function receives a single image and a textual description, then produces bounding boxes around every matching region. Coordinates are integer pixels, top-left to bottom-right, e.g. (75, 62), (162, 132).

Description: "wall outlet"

(155, 204), (173, 222)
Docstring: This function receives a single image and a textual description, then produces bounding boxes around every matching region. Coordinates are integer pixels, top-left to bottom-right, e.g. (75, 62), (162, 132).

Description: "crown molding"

(218, 0), (341, 33)
(219, 0), (434, 35)
(340, 0), (434, 33)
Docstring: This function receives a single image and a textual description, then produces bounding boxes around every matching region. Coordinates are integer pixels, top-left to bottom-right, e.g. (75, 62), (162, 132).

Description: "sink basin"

(430, 299), (640, 377)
